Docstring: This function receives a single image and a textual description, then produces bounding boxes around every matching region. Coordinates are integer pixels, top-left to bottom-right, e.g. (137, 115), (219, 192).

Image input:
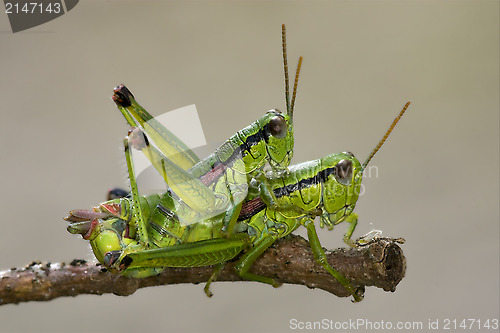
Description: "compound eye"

(268, 115), (288, 139)
(334, 159), (353, 185)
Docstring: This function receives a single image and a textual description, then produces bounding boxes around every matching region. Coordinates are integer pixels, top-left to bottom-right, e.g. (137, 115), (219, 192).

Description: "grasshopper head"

(259, 109), (294, 174)
(320, 152), (363, 229)
(320, 102), (410, 229)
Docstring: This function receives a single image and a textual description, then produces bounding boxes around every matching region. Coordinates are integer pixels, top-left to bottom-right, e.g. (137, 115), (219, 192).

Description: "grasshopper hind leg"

(103, 135), (152, 272)
(123, 134), (150, 247)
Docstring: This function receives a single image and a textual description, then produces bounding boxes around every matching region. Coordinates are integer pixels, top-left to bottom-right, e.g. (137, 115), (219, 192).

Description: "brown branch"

(0, 235), (405, 305)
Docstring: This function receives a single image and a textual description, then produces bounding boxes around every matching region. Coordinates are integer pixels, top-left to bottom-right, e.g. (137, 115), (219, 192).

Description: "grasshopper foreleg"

(342, 213), (358, 247)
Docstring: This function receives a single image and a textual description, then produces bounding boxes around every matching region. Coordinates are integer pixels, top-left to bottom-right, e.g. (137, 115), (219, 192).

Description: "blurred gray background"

(0, 1), (498, 332)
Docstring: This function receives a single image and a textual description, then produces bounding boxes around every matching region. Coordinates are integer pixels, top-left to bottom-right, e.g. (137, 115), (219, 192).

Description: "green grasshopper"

(96, 102), (409, 302)
(66, 25), (410, 301)
(67, 95), (409, 302)
(67, 25), (302, 272)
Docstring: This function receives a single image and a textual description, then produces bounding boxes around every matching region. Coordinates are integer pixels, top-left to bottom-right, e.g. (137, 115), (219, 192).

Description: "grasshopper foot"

(351, 286), (365, 303)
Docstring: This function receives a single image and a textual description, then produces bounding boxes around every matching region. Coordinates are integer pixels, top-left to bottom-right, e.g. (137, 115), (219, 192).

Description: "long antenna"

(282, 24), (302, 122)
(362, 102), (411, 171)
(290, 56), (303, 118)
(282, 24), (290, 115)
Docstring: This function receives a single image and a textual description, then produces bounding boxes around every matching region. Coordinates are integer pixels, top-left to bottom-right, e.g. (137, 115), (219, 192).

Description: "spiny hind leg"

(123, 135), (150, 247)
(111, 235), (249, 280)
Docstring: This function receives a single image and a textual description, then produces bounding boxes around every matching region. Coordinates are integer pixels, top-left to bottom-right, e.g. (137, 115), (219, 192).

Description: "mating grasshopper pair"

(66, 25), (409, 302)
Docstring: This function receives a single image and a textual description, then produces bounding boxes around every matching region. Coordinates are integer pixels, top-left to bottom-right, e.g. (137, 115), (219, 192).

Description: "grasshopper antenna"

(282, 24), (290, 116)
(282, 24), (302, 122)
(362, 102), (411, 171)
(290, 56), (303, 118)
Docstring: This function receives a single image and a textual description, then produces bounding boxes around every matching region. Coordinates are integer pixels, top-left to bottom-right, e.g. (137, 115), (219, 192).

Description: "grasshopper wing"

(116, 85), (249, 225)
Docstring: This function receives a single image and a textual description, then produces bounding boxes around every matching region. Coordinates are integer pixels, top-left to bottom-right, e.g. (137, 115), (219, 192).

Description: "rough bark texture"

(0, 235), (405, 305)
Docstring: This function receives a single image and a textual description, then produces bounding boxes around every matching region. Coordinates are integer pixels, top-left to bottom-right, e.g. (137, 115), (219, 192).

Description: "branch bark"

(0, 235), (405, 306)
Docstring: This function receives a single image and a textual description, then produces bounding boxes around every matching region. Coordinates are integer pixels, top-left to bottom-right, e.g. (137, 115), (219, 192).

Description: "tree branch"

(0, 235), (405, 305)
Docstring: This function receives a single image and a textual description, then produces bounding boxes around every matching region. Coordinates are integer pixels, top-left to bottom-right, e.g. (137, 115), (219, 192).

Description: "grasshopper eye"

(334, 159), (353, 185)
(268, 115), (288, 139)
(342, 151), (354, 157)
